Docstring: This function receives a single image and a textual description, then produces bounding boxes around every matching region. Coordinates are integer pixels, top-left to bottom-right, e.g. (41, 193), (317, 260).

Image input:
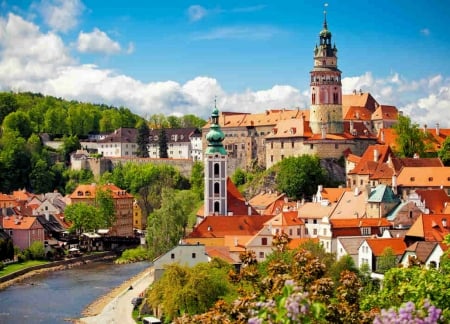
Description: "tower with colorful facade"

(309, 9), (344, 135)
(204, 104), (228, 216)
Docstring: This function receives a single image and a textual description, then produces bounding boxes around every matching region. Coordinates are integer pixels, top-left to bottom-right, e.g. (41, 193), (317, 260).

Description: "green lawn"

(0, 260), (49, 277)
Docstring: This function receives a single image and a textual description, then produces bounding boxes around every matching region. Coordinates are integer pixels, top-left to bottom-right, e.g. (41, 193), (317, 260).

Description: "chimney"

(248, 206), (252, 215)
(354, 187), (360, 196)
(423, 124), (427, 134)
(436, 123), (440, 136)
(321, 123), (326, 139)
(443, 218), (447, 228)
(380, 129), (385, 142)
(374, 149), (379, 162)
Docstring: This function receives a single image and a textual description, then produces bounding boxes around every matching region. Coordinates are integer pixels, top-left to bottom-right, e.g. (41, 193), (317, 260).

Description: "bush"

(29, 241), (45, 260)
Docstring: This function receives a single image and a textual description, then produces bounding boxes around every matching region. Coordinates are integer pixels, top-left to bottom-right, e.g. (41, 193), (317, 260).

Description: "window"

(271, 155), (274, 162)
(271, 142), (273, 149)
(192, 253), (196, 259)
(214, 183), (220, 195)
(214, 163), (220, 176)
(171, 253), (175, 259)
(259, 252), (265, 259)
(291, 141), (295, 148)
(281, 142), (284, 149)
(410, 177), (415, 181)
(361, 227), (371, 235)
(313, 229), (317, 235)
(281, 155), (284, 160)
(261, 237), (268, 245)
(428, 177), (433, 181)
(305, 228), (309, 235)
(335, 144), (339, 149)
(313, 219), (317, 224)
(289, 229), (293, 236)
(360, 179), (364, 185)
(297, 228), (301, 235)
(323, 228), (327, 235)
(310, 144), (314, 149)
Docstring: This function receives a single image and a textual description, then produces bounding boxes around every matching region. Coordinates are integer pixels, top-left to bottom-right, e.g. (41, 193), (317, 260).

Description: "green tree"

(61, 135), (81, 164)
(147, 189), (198, 259)
(275, 155), (328, 199)
(158, 128), (168, 158)
(180, 114), (206, 128)
(28, 241), (45, 260)
(30, 158), (55, 193)
(190, 162), (204, 200)
(438, 136), (450, 166)
(328, 254), (359, 283)
(149, 113), (168, 129)
(136, 120), (150, 157)
(95, 188), (116, 228)
(44, 106), (68, 135)
(2, 111), (33, 139)
(377, 247), (397, 274)
(231, 168), (247, 187)
(0, 92), (18, 125)
(167, 115), (181, 128)
(393, 115), (427, 158)
(64, 202), (100, 234)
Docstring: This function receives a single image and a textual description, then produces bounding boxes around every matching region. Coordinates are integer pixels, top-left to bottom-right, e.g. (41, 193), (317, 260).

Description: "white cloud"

(37, 0), (84, 32)
(76, 28), (121, 54)
(187, 5), (207, 22)
(0, 12), (449, 128)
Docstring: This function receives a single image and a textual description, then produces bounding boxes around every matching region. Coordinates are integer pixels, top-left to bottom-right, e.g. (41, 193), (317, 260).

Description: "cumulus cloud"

(76, 28), (121, 54)
(342, 72), (450, 128)
(37, 0), (84, 32)
(0, 12), (449, 128)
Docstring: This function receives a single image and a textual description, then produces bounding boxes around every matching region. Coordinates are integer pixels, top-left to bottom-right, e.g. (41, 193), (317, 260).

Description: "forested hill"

(0, 91), (143, 138)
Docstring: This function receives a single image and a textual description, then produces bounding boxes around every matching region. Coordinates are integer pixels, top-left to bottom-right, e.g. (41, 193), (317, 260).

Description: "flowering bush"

(374, 300), (443, 324)
(248, 279), (326, 324)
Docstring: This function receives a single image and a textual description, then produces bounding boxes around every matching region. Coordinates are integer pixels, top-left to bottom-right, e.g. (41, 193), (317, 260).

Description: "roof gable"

(365, 237), (406, 256)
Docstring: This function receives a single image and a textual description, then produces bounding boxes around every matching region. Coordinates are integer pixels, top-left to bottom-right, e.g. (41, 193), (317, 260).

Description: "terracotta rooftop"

(342, 92), (379, 116)
(265, 117), (312, 139)
(406, 214), (450, 242)
(344, 106), (373, 121)
(249, 191), (285, 210)
(2, 216), (40, 230)
(365, 237), (406, 256)
(187, 215), (274, 239)
(265, 211), (304, 227)
(372, 105), (398, 121)
(415, 189), (450, 214)
(205, 246), (235, 263)
(396, 167), (450, 187)
(331, 218), (391, 228)
(348, 144), (393, 175)
(319, 187), (347, 203)
(329, 190), (368, 219)
(287, 237), (319, 250)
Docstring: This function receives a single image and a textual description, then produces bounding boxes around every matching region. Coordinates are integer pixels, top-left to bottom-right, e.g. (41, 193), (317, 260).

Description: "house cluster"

(0, 183), (145, 258)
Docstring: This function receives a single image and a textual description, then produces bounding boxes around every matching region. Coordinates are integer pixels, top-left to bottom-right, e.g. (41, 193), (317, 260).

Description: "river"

(0, 260), (151, 324)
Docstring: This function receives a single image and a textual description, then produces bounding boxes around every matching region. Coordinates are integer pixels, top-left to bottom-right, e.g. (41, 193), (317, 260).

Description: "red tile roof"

(2, 216), (41, 230)
(348, 144), (393, 176)
(365, 237), (406, 256)
(415, 189), (450, 214)
(288, 237), (319, 250)
(372, 105), (398, 121)
(407, 214), (450, 242)
(344, 106), (373, 121)
(396, 167), (450, 187)
(69, 183), (133, 199)
(187, 215), (274, 239)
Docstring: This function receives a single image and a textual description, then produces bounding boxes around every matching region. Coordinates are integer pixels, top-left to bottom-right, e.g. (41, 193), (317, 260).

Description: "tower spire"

(323, 3), (328, 29)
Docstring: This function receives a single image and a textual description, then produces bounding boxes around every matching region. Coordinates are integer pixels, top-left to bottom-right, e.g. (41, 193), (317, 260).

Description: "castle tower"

(309, 9), (344, 134)
(204, 104), (228, 216)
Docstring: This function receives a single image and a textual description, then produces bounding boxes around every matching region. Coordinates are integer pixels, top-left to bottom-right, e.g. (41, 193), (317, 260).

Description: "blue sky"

(1, 0), (450, 127)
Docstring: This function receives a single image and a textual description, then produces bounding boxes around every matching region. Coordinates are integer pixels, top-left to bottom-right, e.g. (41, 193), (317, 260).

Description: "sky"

(1, 0), (450, 127)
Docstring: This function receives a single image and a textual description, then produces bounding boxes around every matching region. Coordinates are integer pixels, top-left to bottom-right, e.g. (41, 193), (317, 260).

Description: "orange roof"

(203, 109), (308, 129)
(347, 153), (361, 164)
(265, 117), (312, 139)
(2, 216), (41, 230)
(407, 214), (450, 242)
(288, 237), (319, 250)
(263, 197), (298, 216)
(331, 218), (392, 228)
(342, 92), (379, 116)
(365, 237), (406, 256)
(377, 128), (397, 150)
(396, 167), (450, 187)
(69, 183), (133, 199)
(372, 105), (398, 121)
(320, 187), (347, 203)
(344, 106), (373, 121)
(415, 189), (450, 214)
(330, 190), (368, 219)
(265, 211), (304, 227)
(11, 189), (35, 202)
(205, 246), (235, 263)
(348, 144), (393, 176)
(249, 191), (285, 210)
(187, 215), (274, 239)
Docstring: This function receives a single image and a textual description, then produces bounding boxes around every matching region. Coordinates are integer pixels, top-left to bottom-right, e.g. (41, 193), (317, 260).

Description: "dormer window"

(428, 177), (433, 181)
(410, 177), (415, 182)
(77, 191), (83, 196)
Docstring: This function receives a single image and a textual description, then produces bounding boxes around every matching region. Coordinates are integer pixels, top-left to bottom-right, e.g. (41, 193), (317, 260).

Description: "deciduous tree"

(393, 115), (427, 158)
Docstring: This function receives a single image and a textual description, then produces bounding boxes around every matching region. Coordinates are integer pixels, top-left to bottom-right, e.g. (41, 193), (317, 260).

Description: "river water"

(0, 260), (151, 324)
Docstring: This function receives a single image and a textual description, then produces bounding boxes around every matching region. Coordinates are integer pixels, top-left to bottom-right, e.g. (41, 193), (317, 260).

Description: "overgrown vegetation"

(144, 234), (449, 323)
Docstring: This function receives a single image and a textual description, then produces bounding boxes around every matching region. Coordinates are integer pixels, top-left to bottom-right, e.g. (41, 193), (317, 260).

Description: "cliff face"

(242, 158), (346, 201)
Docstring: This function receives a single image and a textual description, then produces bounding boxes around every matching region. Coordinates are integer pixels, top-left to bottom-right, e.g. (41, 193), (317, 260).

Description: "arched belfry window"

(214, 182), (220, 195)
(214, 163), (220, 176)
(214, 201), (220, 213)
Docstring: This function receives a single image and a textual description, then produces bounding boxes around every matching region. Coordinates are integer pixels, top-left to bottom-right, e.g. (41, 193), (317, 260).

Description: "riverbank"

(77, 267), (154, 324)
